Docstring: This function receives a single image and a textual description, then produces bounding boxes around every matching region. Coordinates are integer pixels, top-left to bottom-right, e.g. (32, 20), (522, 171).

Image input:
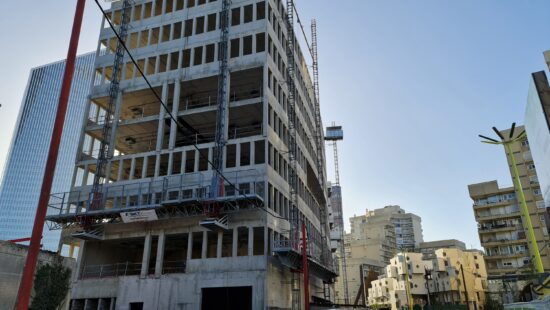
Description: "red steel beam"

(302, 221), (310, 310)
(15, 1), (86, 308)
(8, 237), (32, 244)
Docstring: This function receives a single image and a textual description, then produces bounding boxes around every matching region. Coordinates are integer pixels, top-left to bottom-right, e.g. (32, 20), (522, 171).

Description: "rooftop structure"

(418, 239), (466, 260)
(44, 0), (334, 308)
(0, 53), (95, 252)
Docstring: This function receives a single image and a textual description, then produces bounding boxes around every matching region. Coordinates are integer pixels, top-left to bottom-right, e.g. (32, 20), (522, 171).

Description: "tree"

(29, 262), (71, 310)
(483, 296), (503, 310)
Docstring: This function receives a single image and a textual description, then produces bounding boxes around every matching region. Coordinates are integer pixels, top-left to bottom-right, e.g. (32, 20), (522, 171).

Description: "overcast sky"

(1, 1), (550, 249)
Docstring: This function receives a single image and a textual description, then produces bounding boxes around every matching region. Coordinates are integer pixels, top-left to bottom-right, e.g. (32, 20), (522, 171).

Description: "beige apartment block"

(469, 127), (550, 278)
(337, 206), (423, 304)
(368, 248), (487, 310)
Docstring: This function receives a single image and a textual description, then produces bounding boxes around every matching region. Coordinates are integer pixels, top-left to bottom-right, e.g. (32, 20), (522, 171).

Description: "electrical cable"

(94, 0), (287, 220)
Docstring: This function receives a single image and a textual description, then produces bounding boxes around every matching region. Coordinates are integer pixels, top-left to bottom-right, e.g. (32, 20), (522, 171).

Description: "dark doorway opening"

(129, 302), (144, 310)
(201, 286), (252, 310)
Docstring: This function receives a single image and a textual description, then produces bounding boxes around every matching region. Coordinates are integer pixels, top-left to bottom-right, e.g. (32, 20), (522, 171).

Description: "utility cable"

(94, 0), (286, 220)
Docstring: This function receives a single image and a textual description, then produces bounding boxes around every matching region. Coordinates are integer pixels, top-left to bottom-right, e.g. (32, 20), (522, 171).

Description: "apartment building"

(44, 1), (334, 309)
(368, 249), (487, 310)
(336, 206), (422, 304)
(469, 128), (550, 276)
(0, 53), (94, 252)
(348, 206), (423, 263)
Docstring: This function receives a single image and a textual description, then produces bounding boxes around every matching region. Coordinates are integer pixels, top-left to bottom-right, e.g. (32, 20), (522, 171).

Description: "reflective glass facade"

(0, 53), (95, 251)
(525, 71), (550, 209)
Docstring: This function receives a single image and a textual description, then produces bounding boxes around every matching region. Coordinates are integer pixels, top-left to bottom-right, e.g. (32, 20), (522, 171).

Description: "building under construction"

(45, 0), (336, 309)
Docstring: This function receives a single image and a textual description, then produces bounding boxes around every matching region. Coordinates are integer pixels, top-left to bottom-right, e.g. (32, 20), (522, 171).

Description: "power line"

(93, 0), (286, 220)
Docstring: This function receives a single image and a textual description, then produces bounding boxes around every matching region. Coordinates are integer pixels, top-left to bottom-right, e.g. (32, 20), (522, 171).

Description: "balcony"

(475, 211), (521, 221)
(481, 237), (526, 247)
(478, 224), (517, 234)
(484, 251), (526, 260)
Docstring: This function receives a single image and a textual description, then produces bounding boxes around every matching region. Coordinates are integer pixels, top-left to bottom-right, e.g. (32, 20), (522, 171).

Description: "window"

(161, 25), (171, 42)
(193, 46), (203, 65)
(534, 189), (542, 196)
(173, 22), (182, 40)
(170, 52), (179, 70)
(205, 44), (215, 63)
(184, 19), (193, 37)
(230, 38), (240, 58)
(528, 163), (536, 170)
(195, 16), (205, 34)
(256, 33), (265, 53)
(231, 8), (241, 26)
(182, 49), (191, 68)
(243, 35), (253, 55)
(187, 0), (195, 8)
(521, 140), (529, 146)
(207, 13), (217, 31)
(530, 175), (539, 184)
(243, 5), (253, 23)
(256, 2), (265, 20)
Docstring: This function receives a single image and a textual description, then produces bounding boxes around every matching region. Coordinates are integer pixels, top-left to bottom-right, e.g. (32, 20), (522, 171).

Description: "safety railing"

(81, 262), (142, 279)
(80, 260), (187, 279)
(47, 169), (264, 219)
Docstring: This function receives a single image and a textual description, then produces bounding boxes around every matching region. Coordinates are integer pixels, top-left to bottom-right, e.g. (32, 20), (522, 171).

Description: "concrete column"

(155, 231), (165, 277)
(141, 233), (152, 278)
(156, 81), (168, 152)
(236, 143), (241, 167)
(129, 157), (136, 180)
(117, 159), (124, 181)
(130, 4), (136, 22)
(217, 231), (223, 258)
(194, 149), (199, 172)
(177, 50), (183, 69)
(169, 81), (181, 149)
(265, 227), (269, 255)
(248, 226), (254, 256)
(105, 162), (113, 184)
(201, 231), (207, 259)
(73, 241), (86, 282)
(142, 156), (148, 179)
(161, 0), (167, 15)
(232, 228), (238, 257)
(250, 141), (255, 165)
(82, 164), (89, 187)
(187, 232), (193, 260)
(168, 152), (174, 176)
(155, 56), (160, 74)
(155, 82), (168, 177)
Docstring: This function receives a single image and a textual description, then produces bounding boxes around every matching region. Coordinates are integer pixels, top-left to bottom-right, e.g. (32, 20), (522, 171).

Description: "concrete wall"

(0, 241), (75, 310)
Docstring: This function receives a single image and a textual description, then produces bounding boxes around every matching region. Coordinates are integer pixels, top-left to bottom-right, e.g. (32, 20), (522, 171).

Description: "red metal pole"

(15, 1), (86, 308)
(301, 221), (310, 310)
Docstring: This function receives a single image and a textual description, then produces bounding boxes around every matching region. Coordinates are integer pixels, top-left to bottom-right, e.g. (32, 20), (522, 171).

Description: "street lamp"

(478, 123), (544, 274)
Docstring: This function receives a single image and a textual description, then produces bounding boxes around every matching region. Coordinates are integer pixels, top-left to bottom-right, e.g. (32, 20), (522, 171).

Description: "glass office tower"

(0, 53), (95, 252)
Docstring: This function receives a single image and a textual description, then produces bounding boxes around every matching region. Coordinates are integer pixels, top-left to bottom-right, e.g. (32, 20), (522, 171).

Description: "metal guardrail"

(81, 260), (186, 279)
(47, 169), (264, 219)
(81, 262), (141, 279)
